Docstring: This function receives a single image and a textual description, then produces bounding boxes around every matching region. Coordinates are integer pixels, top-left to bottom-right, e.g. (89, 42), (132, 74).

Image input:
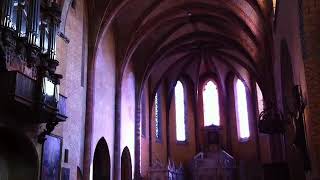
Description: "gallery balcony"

(0, 0), (65, 143)
(0, 71), (67, 123)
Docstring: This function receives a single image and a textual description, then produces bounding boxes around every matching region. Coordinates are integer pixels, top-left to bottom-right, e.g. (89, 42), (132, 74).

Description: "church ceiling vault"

(84, 0), (273, 95)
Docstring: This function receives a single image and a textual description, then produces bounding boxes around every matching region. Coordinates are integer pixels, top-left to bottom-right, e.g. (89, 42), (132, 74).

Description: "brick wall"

(275, 0), (320, 178)
(303, 0), (320, 60)
(304, 60), (320, 177)
(303, 0), (320, 177)
(54, 0), (87, 179)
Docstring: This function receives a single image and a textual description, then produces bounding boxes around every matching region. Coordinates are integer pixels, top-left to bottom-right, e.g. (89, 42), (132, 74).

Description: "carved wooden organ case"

(0, 0), (67, 143)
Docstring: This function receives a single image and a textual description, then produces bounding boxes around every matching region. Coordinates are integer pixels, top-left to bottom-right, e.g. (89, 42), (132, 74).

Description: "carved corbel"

(38, 120), (59, 144)
(258, 102), (288, 134)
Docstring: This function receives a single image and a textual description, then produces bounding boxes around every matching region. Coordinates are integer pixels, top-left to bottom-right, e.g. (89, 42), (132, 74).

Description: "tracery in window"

(175, 81), (186, 141)
(256, 83), (264, 115)
(155, 92), (161, 140)
(203, 80), (220, 126)
(235, 79), (250, 139)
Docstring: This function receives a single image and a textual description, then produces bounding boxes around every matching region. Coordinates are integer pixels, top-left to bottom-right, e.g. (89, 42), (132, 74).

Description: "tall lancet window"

(256, 83), (264, 115)
(235, 79), (250, 140)
(273, 0), (277, 15)
(155, 92), (161, 141)
(203, 80), (220, 126)
(175, 81), (186, 141)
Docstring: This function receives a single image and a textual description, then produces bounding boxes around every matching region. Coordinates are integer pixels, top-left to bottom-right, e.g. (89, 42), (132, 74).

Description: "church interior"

(0, 0), (319, 179)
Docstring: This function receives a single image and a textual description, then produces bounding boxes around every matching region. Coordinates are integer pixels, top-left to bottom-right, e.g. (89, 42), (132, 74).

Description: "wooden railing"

(57, 94), (67, 119)
(0, 71), (67, 122)
(14, 72), (35, 103)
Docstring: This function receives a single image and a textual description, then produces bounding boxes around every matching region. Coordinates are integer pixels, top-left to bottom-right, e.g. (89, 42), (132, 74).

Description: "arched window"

(203, 80), (220, 126)
(256, 83), (264, 115)
(235, 79), (250, 139)
(273, 0), (277, 15)
(175, 81), (186, 141)
(155, 92), (161, 141)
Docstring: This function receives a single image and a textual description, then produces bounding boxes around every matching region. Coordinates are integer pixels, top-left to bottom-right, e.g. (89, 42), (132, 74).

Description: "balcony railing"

(57, 94), (67, 120)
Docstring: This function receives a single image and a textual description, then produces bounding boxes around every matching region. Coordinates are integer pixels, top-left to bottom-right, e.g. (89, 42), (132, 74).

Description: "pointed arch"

(0, 128), (39, 180)
(273, 0), (278, 15)
(202, 80), (221, 126)
(121, 147), (132, 180)
(235, 78), (250, 140)
(93, 138), (111, 180)
(175, 80), (186, 141)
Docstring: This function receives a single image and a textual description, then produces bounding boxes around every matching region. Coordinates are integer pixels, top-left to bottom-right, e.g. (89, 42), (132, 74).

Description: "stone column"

(113, 73), (122, 180)
(134, 92), (141, 180)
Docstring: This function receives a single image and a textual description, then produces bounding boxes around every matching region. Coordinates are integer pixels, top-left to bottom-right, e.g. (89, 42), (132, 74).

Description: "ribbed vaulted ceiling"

(86, 0), (274, 95)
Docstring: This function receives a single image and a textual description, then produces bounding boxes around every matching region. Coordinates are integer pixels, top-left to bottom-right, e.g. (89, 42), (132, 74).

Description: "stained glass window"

(155, 92), (161, 140)
(273, 0), (277, 15)
(175, 81), (186, 141)
(203, 80), (220, 126)
(235, 79), (250, 139)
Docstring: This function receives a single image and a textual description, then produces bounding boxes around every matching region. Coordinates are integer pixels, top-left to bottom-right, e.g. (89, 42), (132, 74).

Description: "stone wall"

(274, 0), (320, 178)
(303, 0), (320, 177)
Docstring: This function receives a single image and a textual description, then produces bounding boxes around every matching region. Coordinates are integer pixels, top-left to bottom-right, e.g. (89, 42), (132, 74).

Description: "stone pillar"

(83, 52), (95, 180)
(114, 76), (122, 180)
(134, 92), (141, 180)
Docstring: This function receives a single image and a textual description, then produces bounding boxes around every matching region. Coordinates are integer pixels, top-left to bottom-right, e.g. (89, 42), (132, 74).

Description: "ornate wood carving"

(0, 0), (66, 144)
(288, 85), (311, 171)
(149, 159), (184, 180)
(258, 103), (287, 134)
(191, 149), (236, 180)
